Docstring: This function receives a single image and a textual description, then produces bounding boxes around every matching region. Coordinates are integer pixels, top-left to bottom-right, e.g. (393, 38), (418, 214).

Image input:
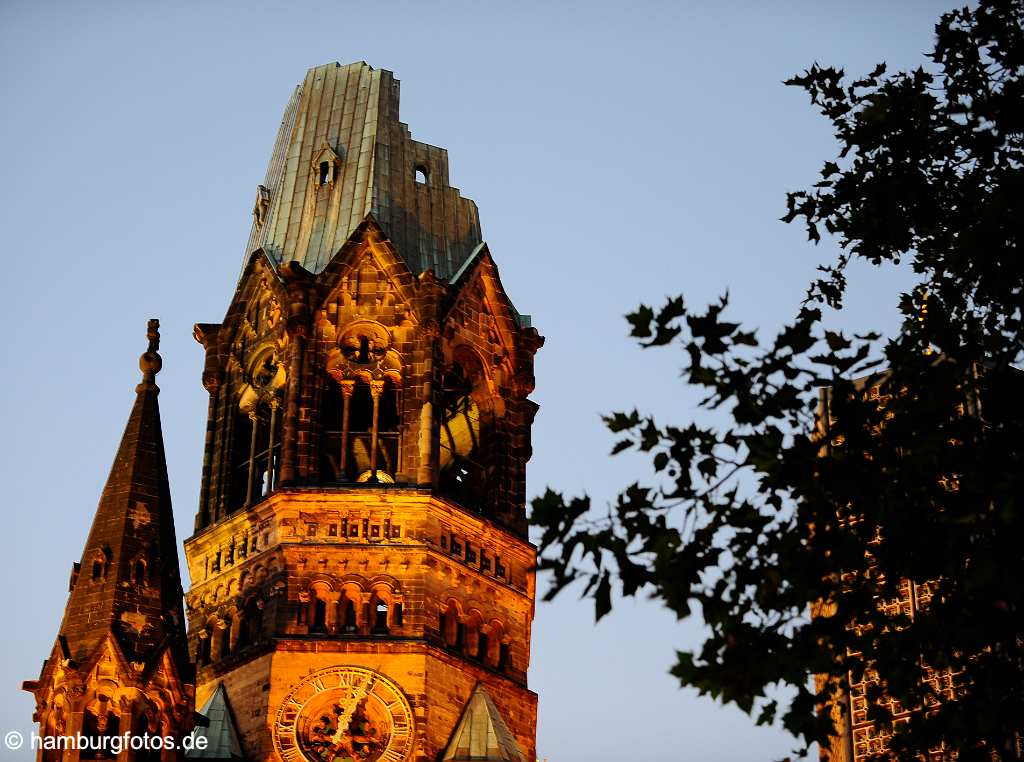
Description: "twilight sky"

(0, 1), (949, 759)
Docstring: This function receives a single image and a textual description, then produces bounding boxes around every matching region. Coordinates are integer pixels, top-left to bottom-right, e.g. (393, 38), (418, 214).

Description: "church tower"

(23, 320), (195, 759)
(184, 62), (543, 762)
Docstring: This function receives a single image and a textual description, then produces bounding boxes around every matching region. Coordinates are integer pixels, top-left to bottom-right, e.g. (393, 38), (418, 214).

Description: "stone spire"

(243, 61), (482, 278)
(48, 319), (187, 668)
(24, 320), (194, 752)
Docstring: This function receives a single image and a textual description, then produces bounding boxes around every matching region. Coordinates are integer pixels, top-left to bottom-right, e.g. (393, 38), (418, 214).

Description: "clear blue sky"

(0, 1), (949, 759)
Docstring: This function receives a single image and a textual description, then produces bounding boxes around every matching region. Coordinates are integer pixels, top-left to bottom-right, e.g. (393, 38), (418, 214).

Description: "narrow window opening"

(228, 409), (254, 511)
(133, 714), (161, 762)
(439, 358), (493, 512)
(134, 560), (146, 585)
(311, 598), (327, 633)
(82, 705), (119, 760)
(442, 608), (458, 646)
(220, 618), (232, 658)
(338, 380), (401, 481)
(318, 379), (344, 481)
(198, 633), (212, 666)
(373, 601), (389, 634)
(476, 632), (489, 663)
(238, 601), (259, 649)
(342, 599), (358, 633)
(92, 561), (103, 581)
(414, 165), (429, 185)
(393, 602), (403, 628)
(498, 642), (510, 671)
(319, 161), (330, 186)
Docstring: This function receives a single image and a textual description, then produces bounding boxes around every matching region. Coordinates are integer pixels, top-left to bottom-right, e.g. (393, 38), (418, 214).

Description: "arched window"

(370, 587), (392, 635)
(463, 612), (483, 659)
(81, 699), (119, 760)
(311, 598), (328, 633)
(486, 621), (506, 667)
(133, 713), (161, 762)
(228, 353), (284, 512)
(439, 353), (495, 511)
(341, 598), (358, 633)
(441, 601), (464, 651)
(134, 559), (147, 586)
(237, 599), (261, 650)
(41, 705), (67, 762)
(40, 700), (70, 762)
(197, 629), (213, 666)
(414, 165), (429, 185)
(326, 378), (401, 482)
(228, 397), (282, 510)
(227, 406), (254, 510)
(373, 601), (389, 634)
(220, 616), (233, 659)
(319, 378), (344, 480)
(322, 320), (403, 483)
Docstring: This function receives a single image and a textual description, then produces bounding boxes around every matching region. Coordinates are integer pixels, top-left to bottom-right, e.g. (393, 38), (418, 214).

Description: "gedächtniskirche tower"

(184, 62), (543, 761)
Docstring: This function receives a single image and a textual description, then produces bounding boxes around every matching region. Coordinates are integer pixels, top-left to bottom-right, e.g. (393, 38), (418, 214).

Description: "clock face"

(273, 666), (414, 762)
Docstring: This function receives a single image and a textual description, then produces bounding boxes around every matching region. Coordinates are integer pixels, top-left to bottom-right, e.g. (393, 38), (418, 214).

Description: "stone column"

(339, 380), (355, 478)
(369, 380), (385, 477)
(244, 411), (259, 507)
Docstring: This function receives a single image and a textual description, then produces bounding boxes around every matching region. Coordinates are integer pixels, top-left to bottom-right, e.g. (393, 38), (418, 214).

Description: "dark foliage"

(531, 2), (1024, 758)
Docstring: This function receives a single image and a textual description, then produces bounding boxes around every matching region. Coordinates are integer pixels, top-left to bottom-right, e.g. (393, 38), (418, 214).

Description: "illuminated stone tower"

(23, 321), (195, 760)
(184, 62), (543, 761)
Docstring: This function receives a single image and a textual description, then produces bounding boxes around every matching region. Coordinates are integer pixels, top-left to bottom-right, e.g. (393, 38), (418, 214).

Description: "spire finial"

(138, 318), (163, 391)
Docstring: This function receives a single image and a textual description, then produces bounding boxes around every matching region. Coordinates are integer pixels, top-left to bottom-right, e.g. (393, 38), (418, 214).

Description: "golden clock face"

(273, 666), (414, 762)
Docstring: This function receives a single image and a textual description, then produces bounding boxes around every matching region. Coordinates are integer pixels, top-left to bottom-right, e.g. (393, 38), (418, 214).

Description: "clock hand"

(330, 674), (376, 746)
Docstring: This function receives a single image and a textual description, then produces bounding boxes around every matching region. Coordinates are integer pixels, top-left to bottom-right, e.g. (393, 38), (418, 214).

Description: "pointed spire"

(52, 318), (188, 671)
(442, 685), (526, 762)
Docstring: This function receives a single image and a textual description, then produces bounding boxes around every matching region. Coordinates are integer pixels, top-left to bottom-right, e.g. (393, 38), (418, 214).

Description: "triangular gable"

(215, 248), (290, 359)
(314, 214), (420, 321)
(188, 684), (244, 759)
(28, 637), (82, 698)
(138, 637), (192, 704)
(441, 684), (526, 762)
(445, 244), (521, 355)
(75, 630), (137, 687)
(450, 241), (488, 285)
